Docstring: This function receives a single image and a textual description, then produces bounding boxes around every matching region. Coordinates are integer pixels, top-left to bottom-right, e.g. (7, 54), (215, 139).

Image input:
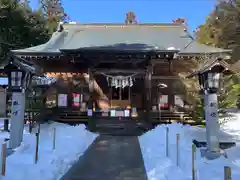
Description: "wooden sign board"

(58, 94), (67, 107)
(0, 88), (6, 117)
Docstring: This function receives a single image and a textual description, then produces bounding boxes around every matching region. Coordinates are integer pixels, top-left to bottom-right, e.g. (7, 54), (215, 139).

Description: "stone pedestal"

(9, 92), (26, 149)
(204, 93), (221, 159)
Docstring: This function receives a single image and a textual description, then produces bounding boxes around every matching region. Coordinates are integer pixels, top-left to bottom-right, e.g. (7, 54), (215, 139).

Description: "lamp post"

(198, 70), (222, 157)
(191, 60), (231, 160)
(6, 62), (31, 149)
(186, 58), (234, 159)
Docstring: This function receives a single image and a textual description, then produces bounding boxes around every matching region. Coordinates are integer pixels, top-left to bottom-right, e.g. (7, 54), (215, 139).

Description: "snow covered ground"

(0, 122), (98, 180)
(0, 113), (239, 180)
(139, 113), (240, 180)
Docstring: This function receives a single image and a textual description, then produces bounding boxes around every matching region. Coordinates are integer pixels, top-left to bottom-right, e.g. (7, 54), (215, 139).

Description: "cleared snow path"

(61, 135), (147, 180)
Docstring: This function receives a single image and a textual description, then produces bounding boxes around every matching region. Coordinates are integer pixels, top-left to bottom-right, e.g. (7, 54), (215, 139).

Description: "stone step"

(87, 125), (149, 136)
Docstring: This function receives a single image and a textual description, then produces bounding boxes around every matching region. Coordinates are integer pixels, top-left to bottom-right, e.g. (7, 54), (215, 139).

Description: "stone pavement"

(61, 135), (147, 180)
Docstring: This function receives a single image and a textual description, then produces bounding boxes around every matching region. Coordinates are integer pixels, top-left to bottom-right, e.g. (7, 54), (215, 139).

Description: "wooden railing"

(149, 111), (205, 125)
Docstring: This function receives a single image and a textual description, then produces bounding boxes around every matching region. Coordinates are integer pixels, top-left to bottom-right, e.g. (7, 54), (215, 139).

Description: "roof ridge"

(61, 22), (185, 28)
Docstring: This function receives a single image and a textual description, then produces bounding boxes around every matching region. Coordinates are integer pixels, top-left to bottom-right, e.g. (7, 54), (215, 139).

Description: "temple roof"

(11, 23), (231, 56)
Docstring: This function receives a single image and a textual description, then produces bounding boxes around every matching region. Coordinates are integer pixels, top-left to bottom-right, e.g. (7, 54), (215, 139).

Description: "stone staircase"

(56, 109), (88, 125)
(31, 108), (202, 135)
(149, 111), (202, 125)
(87, 118), (153, 136)
(50, 108), (152, 136)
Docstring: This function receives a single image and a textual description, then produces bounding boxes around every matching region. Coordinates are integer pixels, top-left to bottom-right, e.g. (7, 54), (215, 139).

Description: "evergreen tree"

(196, 0), (240, 62)
(194, 0), (240, 111)
(40, 0), (68, 34)
(0, 0), (49, 61)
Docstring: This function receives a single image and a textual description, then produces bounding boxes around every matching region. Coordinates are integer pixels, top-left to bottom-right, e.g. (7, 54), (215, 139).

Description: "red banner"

(159, 95), (168, 108)
(72, 93), (80, 107)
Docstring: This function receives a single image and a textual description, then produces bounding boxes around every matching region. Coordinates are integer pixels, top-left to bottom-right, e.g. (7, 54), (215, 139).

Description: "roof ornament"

(125, 10), (138, 24)
(172, 18), (186, 25)
(172, 18), (188, 31)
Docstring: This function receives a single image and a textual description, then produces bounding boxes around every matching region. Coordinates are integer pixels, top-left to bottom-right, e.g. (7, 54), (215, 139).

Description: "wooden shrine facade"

(5, 23), (232, 124)
(14, 49), (179, 120)
(16, 50), (201, 113)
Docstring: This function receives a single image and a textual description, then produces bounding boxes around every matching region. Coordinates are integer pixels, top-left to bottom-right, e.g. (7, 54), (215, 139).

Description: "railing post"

(192, 144), (196, 180)
(1, 143), (6, 176)
(166, 127), (169, 157)
(176, 133), (180, 166)
(3, 119), (9, 132)
(35, 132), (39, 164)
(52, 128), (56, 150)
(224, 166), (231, 180)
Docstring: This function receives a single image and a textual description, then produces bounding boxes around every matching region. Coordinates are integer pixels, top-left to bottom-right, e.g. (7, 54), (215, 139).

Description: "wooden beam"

(134, 75), (182, 80)
(151, 59), (170, 64)
(152, 76), (182, 80)
(93, 69), (145, 74)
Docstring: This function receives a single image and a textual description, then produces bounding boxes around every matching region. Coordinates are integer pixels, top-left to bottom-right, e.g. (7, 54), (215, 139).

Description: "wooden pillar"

(109, 86), (112, 108)
(88, 68), (94, 112)
(87, 68), (97, 129)
(80, 85), (83, 102)
(42, 88), (47, 108)
(169, 81), (174, 112)
(168, 60), (172, 72)
(144, 74), (147, 115)
(128, 86), (131, 107)
(119, 87), (122, 100)
(145, 65), (152, 121)
(148, 66), (152, 120)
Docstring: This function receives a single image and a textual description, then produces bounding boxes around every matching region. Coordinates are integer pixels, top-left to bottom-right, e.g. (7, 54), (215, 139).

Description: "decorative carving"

(210, 112), (217, 117)
(125, 10), (137, 24)
(172, 18), (186, 25)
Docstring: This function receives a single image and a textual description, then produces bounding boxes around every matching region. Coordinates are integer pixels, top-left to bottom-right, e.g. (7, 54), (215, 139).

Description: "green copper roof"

(11, 23), (231, 56)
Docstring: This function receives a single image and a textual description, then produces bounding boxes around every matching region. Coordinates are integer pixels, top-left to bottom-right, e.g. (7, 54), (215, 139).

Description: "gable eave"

(179, 40), (232, 56)
(186, 59), (234, 78)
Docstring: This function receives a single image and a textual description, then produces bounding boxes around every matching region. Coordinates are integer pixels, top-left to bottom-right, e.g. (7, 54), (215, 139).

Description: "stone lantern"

(186, 58), (233, 159)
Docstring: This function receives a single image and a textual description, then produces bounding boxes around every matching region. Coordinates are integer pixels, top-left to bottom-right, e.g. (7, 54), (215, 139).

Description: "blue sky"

(30, 0), (216, 31)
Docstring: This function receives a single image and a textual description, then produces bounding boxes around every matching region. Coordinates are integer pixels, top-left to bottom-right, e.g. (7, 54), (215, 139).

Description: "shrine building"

(5, 22), (231, 127)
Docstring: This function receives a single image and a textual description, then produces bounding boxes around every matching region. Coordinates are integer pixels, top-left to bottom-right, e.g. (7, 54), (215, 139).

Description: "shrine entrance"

(111, 87), (130, 108)
(100, 72), (135, 109)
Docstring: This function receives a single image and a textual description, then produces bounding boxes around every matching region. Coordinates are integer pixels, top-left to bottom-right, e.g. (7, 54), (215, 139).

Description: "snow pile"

(139, 124), (188, 180)
(3, 123), (98, 180)
(139, 113), (240, 180)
